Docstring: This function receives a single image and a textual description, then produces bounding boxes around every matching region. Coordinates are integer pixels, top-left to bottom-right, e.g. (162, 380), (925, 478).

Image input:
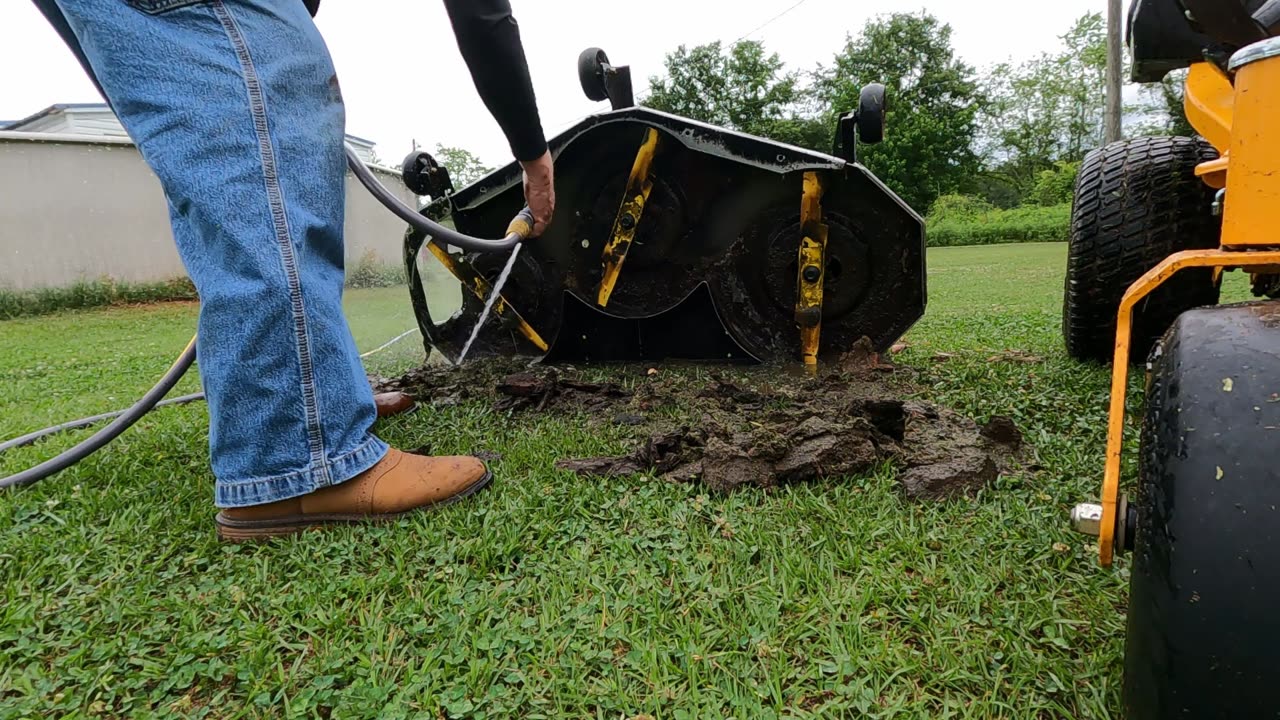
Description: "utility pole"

(1105, 0), (1124, 143)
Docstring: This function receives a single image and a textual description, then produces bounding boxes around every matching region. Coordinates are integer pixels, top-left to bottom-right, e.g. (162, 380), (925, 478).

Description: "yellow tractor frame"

(1094, 42), (1280, 566)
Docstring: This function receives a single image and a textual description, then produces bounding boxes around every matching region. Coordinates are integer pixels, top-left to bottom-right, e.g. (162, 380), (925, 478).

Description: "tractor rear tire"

(1123, 302), (1280, 719)
(1062, 136), (1221, 364)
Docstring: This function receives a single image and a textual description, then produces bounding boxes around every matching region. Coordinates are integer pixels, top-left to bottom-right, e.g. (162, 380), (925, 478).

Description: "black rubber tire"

(1062, 136), (1222, 364)
(857, 84), (886, 144)
(401, 150), (452, 198)
(578, 47), (610, 102)
(1124, 302), (1280, 719)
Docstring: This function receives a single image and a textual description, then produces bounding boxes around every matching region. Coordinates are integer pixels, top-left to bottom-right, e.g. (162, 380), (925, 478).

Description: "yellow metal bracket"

(795, 172), (828, 368)
(1098, 249), (1280, 566)
(1096, 37), (1280, 566)
(1184, 62), (1235, 156)
(596, 127), (661, 307)
(424, 241), (548, 352)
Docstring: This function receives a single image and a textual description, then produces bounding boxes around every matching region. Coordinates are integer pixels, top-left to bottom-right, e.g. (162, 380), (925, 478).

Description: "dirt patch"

(979, 415), (1023, 448)
(494, 372), (628, 412)
(376, 343), (1027, 499)
(373, 358), (631, 414)
(557, 431), (701, 481)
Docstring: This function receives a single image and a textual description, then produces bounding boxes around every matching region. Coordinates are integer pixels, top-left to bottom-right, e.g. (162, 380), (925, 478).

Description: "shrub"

(0, 276), (198, 320)
(927, 194), (995, 223)
(0, 249), (407, 321)
(927, 203), (1071, 247)
(346, 249), (405, 289)
(1027, 161), (1080, 207)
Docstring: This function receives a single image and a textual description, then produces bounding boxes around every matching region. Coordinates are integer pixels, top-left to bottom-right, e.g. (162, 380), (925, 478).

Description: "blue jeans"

(50, 0), (389, 506)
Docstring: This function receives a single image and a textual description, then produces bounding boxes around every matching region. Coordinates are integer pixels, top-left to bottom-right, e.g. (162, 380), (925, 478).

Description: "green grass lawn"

(0, 244), (1253, 718)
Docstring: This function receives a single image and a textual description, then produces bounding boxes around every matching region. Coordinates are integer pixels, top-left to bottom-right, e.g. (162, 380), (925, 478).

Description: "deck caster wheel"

(831, 83), (887, 161)
(857, 83), (886, 144)
(401, 150), (453, 198)
(1123, 302), (1280, 719)
(578, 47), (611, 102)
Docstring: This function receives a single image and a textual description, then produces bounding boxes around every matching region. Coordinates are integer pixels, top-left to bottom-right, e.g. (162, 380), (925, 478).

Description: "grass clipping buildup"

(377, 340), (1025, 499)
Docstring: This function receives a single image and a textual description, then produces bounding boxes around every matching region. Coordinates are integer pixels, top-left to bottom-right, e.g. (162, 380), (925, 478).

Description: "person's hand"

(520, 150), (555, 236)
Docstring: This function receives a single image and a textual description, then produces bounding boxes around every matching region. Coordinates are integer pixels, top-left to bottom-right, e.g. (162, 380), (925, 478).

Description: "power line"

(736, 0), (814, 43)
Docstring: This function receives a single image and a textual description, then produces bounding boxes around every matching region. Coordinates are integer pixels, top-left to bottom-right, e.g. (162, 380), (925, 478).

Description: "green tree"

(812, 11), (981, 212)
(1026, 161), (1080, 206)
(1130, 69), (1196, 138)
(1161, 72), (1196, 138)
(644, 40), (827, 150)
(1057, 13), (1109, 160)
(433, 144), (494, 188)
(978, 13), (1109, 199)
(764, 115), (832, 153)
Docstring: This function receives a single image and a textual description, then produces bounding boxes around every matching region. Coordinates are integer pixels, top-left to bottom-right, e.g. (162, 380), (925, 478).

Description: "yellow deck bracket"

(795, 172), (828, 368)
(424, 241), (548, 352)
(1195, 157), (1229, 189)
(1096, 50), (1280, 566)
(1184, 62), (1235, 155)
(596, 127), (661, 307)
(1185, 62), (1235, 188)
(1098, 248), (1280, 566)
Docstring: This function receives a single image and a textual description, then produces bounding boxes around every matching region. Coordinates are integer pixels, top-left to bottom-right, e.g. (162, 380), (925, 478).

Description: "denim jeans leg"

(50, 0), (389, 506)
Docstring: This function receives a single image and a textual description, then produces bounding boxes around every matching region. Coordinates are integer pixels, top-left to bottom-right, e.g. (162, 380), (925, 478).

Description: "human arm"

(443, 0), (554, 233)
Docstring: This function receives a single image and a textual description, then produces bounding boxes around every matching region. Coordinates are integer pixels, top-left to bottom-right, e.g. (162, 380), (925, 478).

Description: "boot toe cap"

(371, 454), (490, 513)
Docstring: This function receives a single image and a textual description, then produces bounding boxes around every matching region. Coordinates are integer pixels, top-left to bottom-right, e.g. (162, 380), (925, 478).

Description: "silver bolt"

(1213, 189), (1226, 217)
(1070, 503), (1104, 536)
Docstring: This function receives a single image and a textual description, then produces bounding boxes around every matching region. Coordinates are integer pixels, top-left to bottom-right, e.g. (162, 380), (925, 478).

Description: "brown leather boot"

(374, 391), (417, 419)
(214, 448), (491, 542)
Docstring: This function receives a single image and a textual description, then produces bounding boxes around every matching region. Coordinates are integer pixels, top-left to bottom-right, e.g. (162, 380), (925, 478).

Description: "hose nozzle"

(505, 207), (536, 242)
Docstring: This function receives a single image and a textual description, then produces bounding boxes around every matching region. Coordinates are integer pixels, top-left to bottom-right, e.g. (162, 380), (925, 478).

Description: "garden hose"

(0, 391), (206, 456)
(343, 146), (535, 253)
(0, 337), (198, 490)
(0, 146), (535, 490)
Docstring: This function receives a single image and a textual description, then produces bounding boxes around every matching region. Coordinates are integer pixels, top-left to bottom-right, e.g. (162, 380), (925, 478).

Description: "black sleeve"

(443, 0), (548, 162)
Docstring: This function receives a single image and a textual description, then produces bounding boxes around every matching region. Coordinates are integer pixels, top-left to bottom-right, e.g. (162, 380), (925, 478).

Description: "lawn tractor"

(398, 49), (924, 368)
(1064, 1), (1280, 716)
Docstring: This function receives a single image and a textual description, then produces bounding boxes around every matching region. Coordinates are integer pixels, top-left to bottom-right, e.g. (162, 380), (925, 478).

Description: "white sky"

(2, 0), (1107, 167)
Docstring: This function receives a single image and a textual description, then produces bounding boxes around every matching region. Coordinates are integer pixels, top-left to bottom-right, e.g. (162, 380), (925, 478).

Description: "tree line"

(641, 10), (1188, 215)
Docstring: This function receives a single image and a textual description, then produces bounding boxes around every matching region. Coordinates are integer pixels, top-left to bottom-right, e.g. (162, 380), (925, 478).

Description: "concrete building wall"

(0, 132), (416, 291)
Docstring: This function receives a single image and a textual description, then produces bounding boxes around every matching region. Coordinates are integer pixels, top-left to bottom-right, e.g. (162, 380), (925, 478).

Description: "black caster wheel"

(578, 47), (611, 102)
(857, 83), (886, 144)
(401, 149), (454, 198)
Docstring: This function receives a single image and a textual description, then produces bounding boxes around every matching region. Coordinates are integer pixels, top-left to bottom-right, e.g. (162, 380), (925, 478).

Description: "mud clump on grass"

(376, 344), (1026, 499)
(372, 356), (528, 407)
(493, 372), (628, 413)
(373, 359), (629, 414)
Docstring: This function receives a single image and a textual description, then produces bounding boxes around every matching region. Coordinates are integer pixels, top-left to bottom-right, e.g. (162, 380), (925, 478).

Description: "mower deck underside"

(406, 107), (925, 365)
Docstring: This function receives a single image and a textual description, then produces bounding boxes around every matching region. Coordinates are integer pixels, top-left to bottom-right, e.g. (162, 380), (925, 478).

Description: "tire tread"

(1063, 136), (1222, 363)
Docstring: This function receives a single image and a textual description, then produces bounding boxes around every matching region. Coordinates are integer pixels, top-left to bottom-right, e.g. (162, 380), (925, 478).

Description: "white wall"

(0, 133), (417, 290)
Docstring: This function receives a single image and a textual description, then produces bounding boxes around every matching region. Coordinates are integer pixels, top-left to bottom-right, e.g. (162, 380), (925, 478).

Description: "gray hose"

(343, 145), (531, 252)
(0, 393), (206, 455)
(1, 147), (530, 491)
(0, 340), (197, 490)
